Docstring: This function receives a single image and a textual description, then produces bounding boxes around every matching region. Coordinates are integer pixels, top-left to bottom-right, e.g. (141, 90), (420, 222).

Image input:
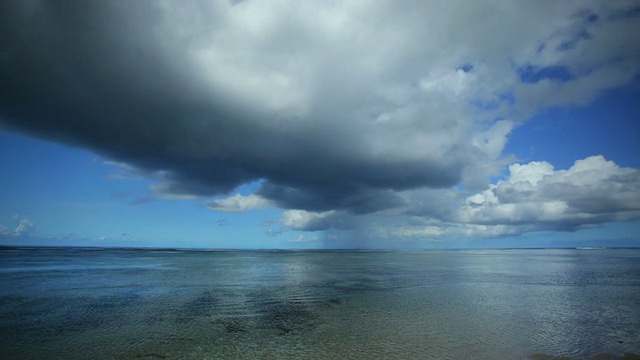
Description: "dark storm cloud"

(0, 1), (257, 194)
(2, 1), (640, 235)
(0, 0), (467, 214)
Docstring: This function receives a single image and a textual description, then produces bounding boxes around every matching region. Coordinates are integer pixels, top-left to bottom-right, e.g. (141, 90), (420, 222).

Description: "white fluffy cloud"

(457, 156), (640, 231)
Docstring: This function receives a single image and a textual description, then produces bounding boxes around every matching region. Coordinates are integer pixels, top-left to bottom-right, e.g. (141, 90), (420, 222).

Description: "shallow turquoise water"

(1, 248), (639, 359)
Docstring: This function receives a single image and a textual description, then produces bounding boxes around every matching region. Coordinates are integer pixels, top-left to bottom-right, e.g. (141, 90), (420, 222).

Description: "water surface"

(1, 248), (639, 359)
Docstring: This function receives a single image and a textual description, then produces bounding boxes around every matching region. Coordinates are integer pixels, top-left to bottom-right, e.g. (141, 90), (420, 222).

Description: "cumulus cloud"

(280, 210), (344, 232)
(206, 193), (273, 212)
(457, 156), (640, 232)
(1, 1), (640, 239)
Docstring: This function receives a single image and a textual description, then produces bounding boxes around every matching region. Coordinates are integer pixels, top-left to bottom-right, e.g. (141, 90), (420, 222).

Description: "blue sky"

(1, 1), (640, 248)
(504, 80), (640, 169)
(0, 130), (289, 248)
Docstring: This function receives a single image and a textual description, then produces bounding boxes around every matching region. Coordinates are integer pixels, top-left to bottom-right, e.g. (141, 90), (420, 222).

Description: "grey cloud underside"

(0, 1), (465, 214)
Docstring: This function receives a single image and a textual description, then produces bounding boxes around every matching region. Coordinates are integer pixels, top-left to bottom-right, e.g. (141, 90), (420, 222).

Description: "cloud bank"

(1, 1), (640, 240)
(457, 156), (640, 232)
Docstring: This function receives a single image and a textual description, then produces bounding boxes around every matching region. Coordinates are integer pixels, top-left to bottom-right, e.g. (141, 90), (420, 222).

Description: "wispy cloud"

(207, 194), (273, 212)
(0, 214), (34, 238)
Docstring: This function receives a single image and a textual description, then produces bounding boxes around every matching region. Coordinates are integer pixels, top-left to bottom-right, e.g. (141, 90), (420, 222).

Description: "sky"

(1, 0), (640, 249)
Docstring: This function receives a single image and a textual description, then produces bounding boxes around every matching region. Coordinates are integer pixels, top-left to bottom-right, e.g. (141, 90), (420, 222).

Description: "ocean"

(1, 247), (638, 359)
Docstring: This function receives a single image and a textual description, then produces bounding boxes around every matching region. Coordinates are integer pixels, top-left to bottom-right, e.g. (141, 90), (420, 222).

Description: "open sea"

(0, 247), (638, 359)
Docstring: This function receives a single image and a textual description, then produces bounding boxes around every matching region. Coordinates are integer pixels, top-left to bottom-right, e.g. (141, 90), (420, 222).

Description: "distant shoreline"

(1, 245), (639, 252)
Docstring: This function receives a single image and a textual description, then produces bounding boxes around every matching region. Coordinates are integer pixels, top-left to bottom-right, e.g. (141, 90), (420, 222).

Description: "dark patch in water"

(221, 318), (251, 333)
(175, 290), (219, 324)
(209, 289), (320, 335)
(2, 290), (146, 341)
(327, 298), (343, 305)
(224, 324), (247, 333)
(135, 353), (167, 359)
(60, 290), (143, 330)
(256, 300), (318, 335)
